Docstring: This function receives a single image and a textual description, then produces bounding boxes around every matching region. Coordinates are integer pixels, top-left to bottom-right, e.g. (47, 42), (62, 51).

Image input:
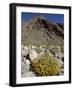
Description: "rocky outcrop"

(21, 45), (36, 77)
(21, 45), (64, 77)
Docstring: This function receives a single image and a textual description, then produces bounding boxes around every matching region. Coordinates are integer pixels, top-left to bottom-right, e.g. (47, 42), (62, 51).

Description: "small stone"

(59, 69), (64, 75)
(24, 46), (29, 50)
(56, 58), (64, 68)
(21, 49), (29, 57)
(25, 59), (30, 65)
(22, 71), (36, 77)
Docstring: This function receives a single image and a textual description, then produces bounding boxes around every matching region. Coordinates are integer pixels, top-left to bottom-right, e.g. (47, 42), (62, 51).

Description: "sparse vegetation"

(31, 53), (61, 76)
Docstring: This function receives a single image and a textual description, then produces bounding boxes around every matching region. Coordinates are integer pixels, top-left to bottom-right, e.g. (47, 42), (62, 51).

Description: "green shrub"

(31, 53), (61, 76)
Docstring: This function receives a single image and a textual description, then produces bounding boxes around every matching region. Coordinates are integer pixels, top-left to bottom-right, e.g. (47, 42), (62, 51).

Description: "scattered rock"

(21, 57), (30, 73)
(21, 45), (64, 77)
(22, 71), (36, 77)
(29, 49), (38, 61)
(59, 69), (64, 75)
(21, 49), (29, 57)
(56, 58), (64, 68)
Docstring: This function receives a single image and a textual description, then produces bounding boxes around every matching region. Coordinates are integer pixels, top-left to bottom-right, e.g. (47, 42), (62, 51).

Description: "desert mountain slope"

(22, 15), (64, 47)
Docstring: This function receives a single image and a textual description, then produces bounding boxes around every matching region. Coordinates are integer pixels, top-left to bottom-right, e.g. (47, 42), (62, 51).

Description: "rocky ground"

(21, 45), (64, 77)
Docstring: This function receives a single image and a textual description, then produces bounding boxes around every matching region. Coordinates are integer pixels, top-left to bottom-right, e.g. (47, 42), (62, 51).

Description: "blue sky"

(21, 12), (64, 24)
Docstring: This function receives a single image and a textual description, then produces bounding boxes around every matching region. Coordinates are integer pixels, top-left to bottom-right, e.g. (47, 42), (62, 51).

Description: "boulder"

(56, 58), (64, 68)
(21, 49), (29, 57)
(21, 58), (30, 73)
(29, 49), (38, 61)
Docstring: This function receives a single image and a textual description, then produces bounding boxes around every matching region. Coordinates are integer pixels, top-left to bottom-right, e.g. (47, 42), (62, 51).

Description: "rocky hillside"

(21, 45), (64, 77)
(22, 15), (64, 47)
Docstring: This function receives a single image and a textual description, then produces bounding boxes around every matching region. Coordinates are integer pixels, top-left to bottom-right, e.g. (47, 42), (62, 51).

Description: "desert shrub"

(31, 53), (61, 76)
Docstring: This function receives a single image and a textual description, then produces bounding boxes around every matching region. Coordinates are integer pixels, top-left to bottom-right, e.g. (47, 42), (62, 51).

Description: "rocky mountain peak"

(22, 15), (64, 47)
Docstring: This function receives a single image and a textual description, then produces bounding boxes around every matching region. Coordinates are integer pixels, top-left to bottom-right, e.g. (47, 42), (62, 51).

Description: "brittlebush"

(31, 53), (61, 76)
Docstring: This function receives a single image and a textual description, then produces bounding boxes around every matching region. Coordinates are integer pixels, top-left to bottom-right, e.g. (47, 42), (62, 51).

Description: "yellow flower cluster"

(31, 53), (61, 76)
